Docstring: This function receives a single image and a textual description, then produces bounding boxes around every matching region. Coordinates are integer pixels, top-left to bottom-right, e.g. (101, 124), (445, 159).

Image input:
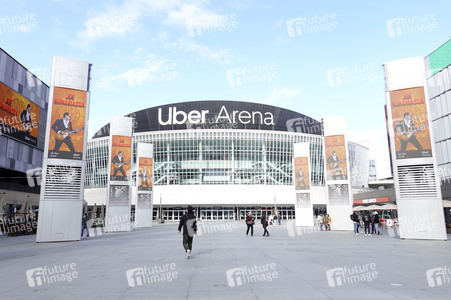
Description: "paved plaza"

(1, 220), (451, 300)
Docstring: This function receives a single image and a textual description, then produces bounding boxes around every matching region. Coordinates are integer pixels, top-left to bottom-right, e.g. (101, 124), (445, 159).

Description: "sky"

(1, 0), (450, 179)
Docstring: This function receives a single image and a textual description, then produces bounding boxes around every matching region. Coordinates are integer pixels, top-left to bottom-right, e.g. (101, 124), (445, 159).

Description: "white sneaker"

(186, 249), (191, 259)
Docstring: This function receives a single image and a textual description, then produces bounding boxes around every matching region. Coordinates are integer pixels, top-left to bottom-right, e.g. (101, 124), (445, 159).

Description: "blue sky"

(1, 0), (450, 178)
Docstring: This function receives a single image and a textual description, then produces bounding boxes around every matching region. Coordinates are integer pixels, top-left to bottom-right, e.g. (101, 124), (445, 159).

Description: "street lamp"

(158, 194), (164, 224)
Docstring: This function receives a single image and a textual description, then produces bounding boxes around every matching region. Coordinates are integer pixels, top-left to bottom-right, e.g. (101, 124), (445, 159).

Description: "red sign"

(353, 197), (389, 205)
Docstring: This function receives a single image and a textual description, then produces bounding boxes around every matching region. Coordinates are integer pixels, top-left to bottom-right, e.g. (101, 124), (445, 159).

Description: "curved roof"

(92, 100), (323, 139)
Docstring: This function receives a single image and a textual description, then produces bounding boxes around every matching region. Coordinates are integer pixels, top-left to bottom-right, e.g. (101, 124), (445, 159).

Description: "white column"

(293, 142), (314, 226)
(135, 143), (154, 228)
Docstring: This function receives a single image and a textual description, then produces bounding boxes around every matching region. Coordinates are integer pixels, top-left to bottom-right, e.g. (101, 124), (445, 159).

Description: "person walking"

(326, 214), (331, 231)
(373, 211), (382, 235)
(178, 205), (198, 259)
(351, 211), (360, 235)
(245, 212), (254, 236)
(261, 213), (269, 237)
(81, 213), (89, 237)
(363, 211), (371, 236)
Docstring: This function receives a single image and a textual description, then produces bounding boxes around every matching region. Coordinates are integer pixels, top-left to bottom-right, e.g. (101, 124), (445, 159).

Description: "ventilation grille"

(44, 165), (82, 200)
(397, 164), (437, 199)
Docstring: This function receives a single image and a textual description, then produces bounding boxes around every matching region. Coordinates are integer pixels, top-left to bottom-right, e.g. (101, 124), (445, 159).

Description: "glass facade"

(85, 130), (325, 189)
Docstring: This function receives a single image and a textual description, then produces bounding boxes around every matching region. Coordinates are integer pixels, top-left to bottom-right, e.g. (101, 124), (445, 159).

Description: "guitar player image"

(295, 167), (307, 189)
(51, 112), (82, 152)
(112, 151), (129, 177)
(20, 104), (34, 134)
(139, 167), (151, 188)
(395, 112), (426, 152)
(326, 151), (346, 180)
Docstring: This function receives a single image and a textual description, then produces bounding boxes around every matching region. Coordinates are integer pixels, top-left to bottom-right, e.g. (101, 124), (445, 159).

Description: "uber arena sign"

(158, 106), (275, 126)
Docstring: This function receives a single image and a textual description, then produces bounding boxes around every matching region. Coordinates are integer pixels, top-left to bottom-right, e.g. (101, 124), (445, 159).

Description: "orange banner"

(390, 87), (432, 159)
(138, 157), (153, 191)
(48, 87), (86, 160)
(325, 135), (348, 181)
(0, 81), (40, 147)
(294, 156), (309, 190)
(110, 135), (132, 181)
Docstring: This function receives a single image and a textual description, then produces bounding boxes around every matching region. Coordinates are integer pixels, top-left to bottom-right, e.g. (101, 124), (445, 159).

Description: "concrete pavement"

(0, 220), (450, 299)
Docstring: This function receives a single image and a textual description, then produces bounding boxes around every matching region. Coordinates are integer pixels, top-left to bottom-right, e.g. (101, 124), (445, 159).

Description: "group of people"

(351, 211), (382, 236)
(317, 214), (331, 231)
(245, 212), (278, 237)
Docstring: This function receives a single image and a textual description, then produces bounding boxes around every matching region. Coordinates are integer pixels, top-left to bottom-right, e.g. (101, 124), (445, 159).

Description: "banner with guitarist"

(48, 87), (86, 160)
(0, 81), (40, 147)
(294, 156), (309, 190)
(325, 135), (347, 181)
(390, 87), (432, 159)
(138, 157), (153, 191)
(110, 135), (132, 181)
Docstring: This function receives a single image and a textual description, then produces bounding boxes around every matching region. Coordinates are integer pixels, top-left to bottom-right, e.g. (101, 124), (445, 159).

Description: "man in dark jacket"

(362, 211), (371, 236)
(351, 211), (360, 235)
(178, 206), (197, 259)
(261, 213), (269, 237)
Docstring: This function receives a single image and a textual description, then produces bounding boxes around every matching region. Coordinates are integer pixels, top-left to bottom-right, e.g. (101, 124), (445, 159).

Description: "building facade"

(85, 101), (369, 221)
(0, 48), (49, 214)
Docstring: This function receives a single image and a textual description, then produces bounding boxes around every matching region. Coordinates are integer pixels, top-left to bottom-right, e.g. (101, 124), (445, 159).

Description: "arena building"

(84, 100), (369, 221)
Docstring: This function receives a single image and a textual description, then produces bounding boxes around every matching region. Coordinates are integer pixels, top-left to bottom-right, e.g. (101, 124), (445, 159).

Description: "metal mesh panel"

(44, 165), (82, 200)
(397, 164), (437, 199)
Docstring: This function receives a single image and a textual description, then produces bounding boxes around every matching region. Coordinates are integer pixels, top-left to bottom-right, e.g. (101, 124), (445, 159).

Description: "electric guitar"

(114, 160), (130, 169)
(328, 158), (346, 168)
(56, 127), (84, 141)
(399, 124), (428, 142)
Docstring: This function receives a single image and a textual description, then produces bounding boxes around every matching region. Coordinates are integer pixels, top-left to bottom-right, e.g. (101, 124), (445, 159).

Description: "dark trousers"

(364, 222), (371, 234)
(246, 224), (253, 235)
(54, 137), (75, 152)
(263, 225), (269, 236)
(400, 136), (423, 151)
(182, 234), (193, 252)
(113, 166), (126, 177)
(81, 224), (89, 236)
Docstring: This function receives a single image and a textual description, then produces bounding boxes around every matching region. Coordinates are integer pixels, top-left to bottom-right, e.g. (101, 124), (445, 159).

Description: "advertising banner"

(0, 81), (40, 147)
(137, 193), (152, 210)
(325, 135), (348, 181)
(138, 157), (153, 191)
(296, 193), (311, 208)
(389, 87), (432, 159)
(48, 87), (86, 160)
(294, 156), (309, 190)
(110, 135), (132, 181)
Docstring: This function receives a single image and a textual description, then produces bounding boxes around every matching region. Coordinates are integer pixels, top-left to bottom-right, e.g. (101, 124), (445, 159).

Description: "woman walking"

(245, 212), (254, 236)
(261, 213), (270, 237)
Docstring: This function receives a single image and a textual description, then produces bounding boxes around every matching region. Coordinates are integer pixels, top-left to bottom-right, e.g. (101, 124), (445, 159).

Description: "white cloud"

(168, 38), (233, 65)
(263, 87), (300, 104)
